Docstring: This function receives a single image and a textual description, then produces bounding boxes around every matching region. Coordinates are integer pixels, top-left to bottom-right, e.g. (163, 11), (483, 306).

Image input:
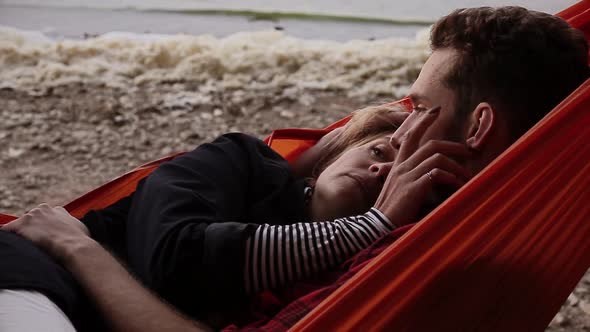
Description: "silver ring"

(427, 170), (433, 181)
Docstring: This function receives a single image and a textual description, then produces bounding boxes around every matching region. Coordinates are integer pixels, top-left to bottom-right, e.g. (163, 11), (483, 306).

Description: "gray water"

(0, 5), (426, 41)
(0, 0), (580, 41)
(0, 0), (578, 20)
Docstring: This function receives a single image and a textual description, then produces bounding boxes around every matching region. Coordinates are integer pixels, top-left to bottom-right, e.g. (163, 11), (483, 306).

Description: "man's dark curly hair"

(431, 7), (589, 140)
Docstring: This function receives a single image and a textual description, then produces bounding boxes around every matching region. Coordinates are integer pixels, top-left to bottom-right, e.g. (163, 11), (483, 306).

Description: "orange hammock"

(1, 2), (590, 331)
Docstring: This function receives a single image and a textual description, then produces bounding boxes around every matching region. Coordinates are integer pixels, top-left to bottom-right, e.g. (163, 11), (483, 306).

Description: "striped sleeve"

(244, 208), (396, 295)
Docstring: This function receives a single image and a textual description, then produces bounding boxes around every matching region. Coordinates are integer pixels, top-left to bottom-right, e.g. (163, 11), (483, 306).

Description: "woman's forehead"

(361, 134), (393, 146)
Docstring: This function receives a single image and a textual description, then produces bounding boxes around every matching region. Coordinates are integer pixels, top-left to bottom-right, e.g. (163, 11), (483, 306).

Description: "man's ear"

(465, 102), (495, 150)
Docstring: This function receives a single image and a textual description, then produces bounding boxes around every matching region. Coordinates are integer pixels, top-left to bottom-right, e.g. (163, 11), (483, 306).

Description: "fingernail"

(428, 106), (441, 114)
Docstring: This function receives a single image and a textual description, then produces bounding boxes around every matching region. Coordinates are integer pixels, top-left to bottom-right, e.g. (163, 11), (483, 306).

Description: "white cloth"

(0, 290), (76, 332)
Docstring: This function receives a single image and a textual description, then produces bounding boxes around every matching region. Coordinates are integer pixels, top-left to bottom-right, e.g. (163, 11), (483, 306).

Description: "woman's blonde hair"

(312, 103), (408, 177)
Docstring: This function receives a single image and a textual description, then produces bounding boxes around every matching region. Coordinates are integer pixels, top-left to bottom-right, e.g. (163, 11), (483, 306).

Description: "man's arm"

(2, 205), (212, 332)
(65, 239), (212, 332)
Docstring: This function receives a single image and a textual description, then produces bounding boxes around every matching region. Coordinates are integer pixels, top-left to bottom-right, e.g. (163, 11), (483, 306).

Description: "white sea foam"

(0, 26), (430, 97)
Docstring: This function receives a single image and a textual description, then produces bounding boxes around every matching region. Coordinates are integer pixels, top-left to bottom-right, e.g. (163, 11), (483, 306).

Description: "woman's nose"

(369, 162), (393, 184)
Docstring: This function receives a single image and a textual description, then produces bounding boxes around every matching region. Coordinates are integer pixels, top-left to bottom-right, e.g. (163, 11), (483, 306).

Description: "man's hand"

(374, 107), (473, 227)
(2, 204), (211, 332)
(2, 203), (91, 261)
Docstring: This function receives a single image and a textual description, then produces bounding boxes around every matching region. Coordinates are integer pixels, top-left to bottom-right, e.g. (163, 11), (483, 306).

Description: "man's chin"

(417, 184), (457, 221)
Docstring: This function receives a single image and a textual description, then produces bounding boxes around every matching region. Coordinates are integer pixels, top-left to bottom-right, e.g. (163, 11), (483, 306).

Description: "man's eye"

(413, 106), (428, 113)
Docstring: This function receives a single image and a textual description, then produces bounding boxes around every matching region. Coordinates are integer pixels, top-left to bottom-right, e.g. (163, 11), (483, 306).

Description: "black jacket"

(82, 133), (308, 317)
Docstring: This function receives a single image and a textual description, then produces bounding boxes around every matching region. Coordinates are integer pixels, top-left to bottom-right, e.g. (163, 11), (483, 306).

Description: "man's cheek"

(417, 184), (456, 220)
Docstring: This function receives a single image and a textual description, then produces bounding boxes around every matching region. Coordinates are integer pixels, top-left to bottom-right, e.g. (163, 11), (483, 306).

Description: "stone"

(7, 147), (25, 158)
(213, 108), (223, 117)
(568, 293), (580, 307)
(579, 300), (590, 316)
(200, 112), (213, 120)
(280, 110), (295, 119)
(550, 313), (567, 326)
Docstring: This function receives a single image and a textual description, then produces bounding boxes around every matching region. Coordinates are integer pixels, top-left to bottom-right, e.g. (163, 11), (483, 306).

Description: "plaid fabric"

(222, 224), (415, 331)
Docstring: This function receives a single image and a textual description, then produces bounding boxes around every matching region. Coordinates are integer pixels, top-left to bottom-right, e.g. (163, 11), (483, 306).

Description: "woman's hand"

(2, 204), (91, 261)
(374, 106), (473, 227)
(293, 104), (409, 178)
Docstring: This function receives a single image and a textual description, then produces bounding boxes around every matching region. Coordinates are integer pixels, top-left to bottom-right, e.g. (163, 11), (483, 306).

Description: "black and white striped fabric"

(244, 208), (395, 294)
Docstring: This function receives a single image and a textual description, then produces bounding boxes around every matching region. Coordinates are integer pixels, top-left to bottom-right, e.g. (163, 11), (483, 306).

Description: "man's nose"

(369, 162), (393, 184)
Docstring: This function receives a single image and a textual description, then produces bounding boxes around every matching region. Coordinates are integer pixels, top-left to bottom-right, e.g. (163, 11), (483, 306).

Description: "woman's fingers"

(375, 134), (472, 227)
(392, 106), (441, 163)
(383, 110), (410, 127)
(404, 140), (473, 181)
(419, 168), (466, 189)
(353, 104), (410, 131)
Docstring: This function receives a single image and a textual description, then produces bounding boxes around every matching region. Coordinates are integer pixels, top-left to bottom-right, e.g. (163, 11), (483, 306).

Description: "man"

(376, 6), (589, 229)
(3, 6), (589, 332)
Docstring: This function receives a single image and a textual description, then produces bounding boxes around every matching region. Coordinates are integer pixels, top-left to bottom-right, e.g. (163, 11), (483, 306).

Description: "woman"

(87, 104), (407, 315)
(1, 103), (468, 331)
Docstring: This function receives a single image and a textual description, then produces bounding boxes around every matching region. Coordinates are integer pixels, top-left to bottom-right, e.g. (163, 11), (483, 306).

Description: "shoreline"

(0, 0), (576, 21)
(0, 5), (428, 41)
